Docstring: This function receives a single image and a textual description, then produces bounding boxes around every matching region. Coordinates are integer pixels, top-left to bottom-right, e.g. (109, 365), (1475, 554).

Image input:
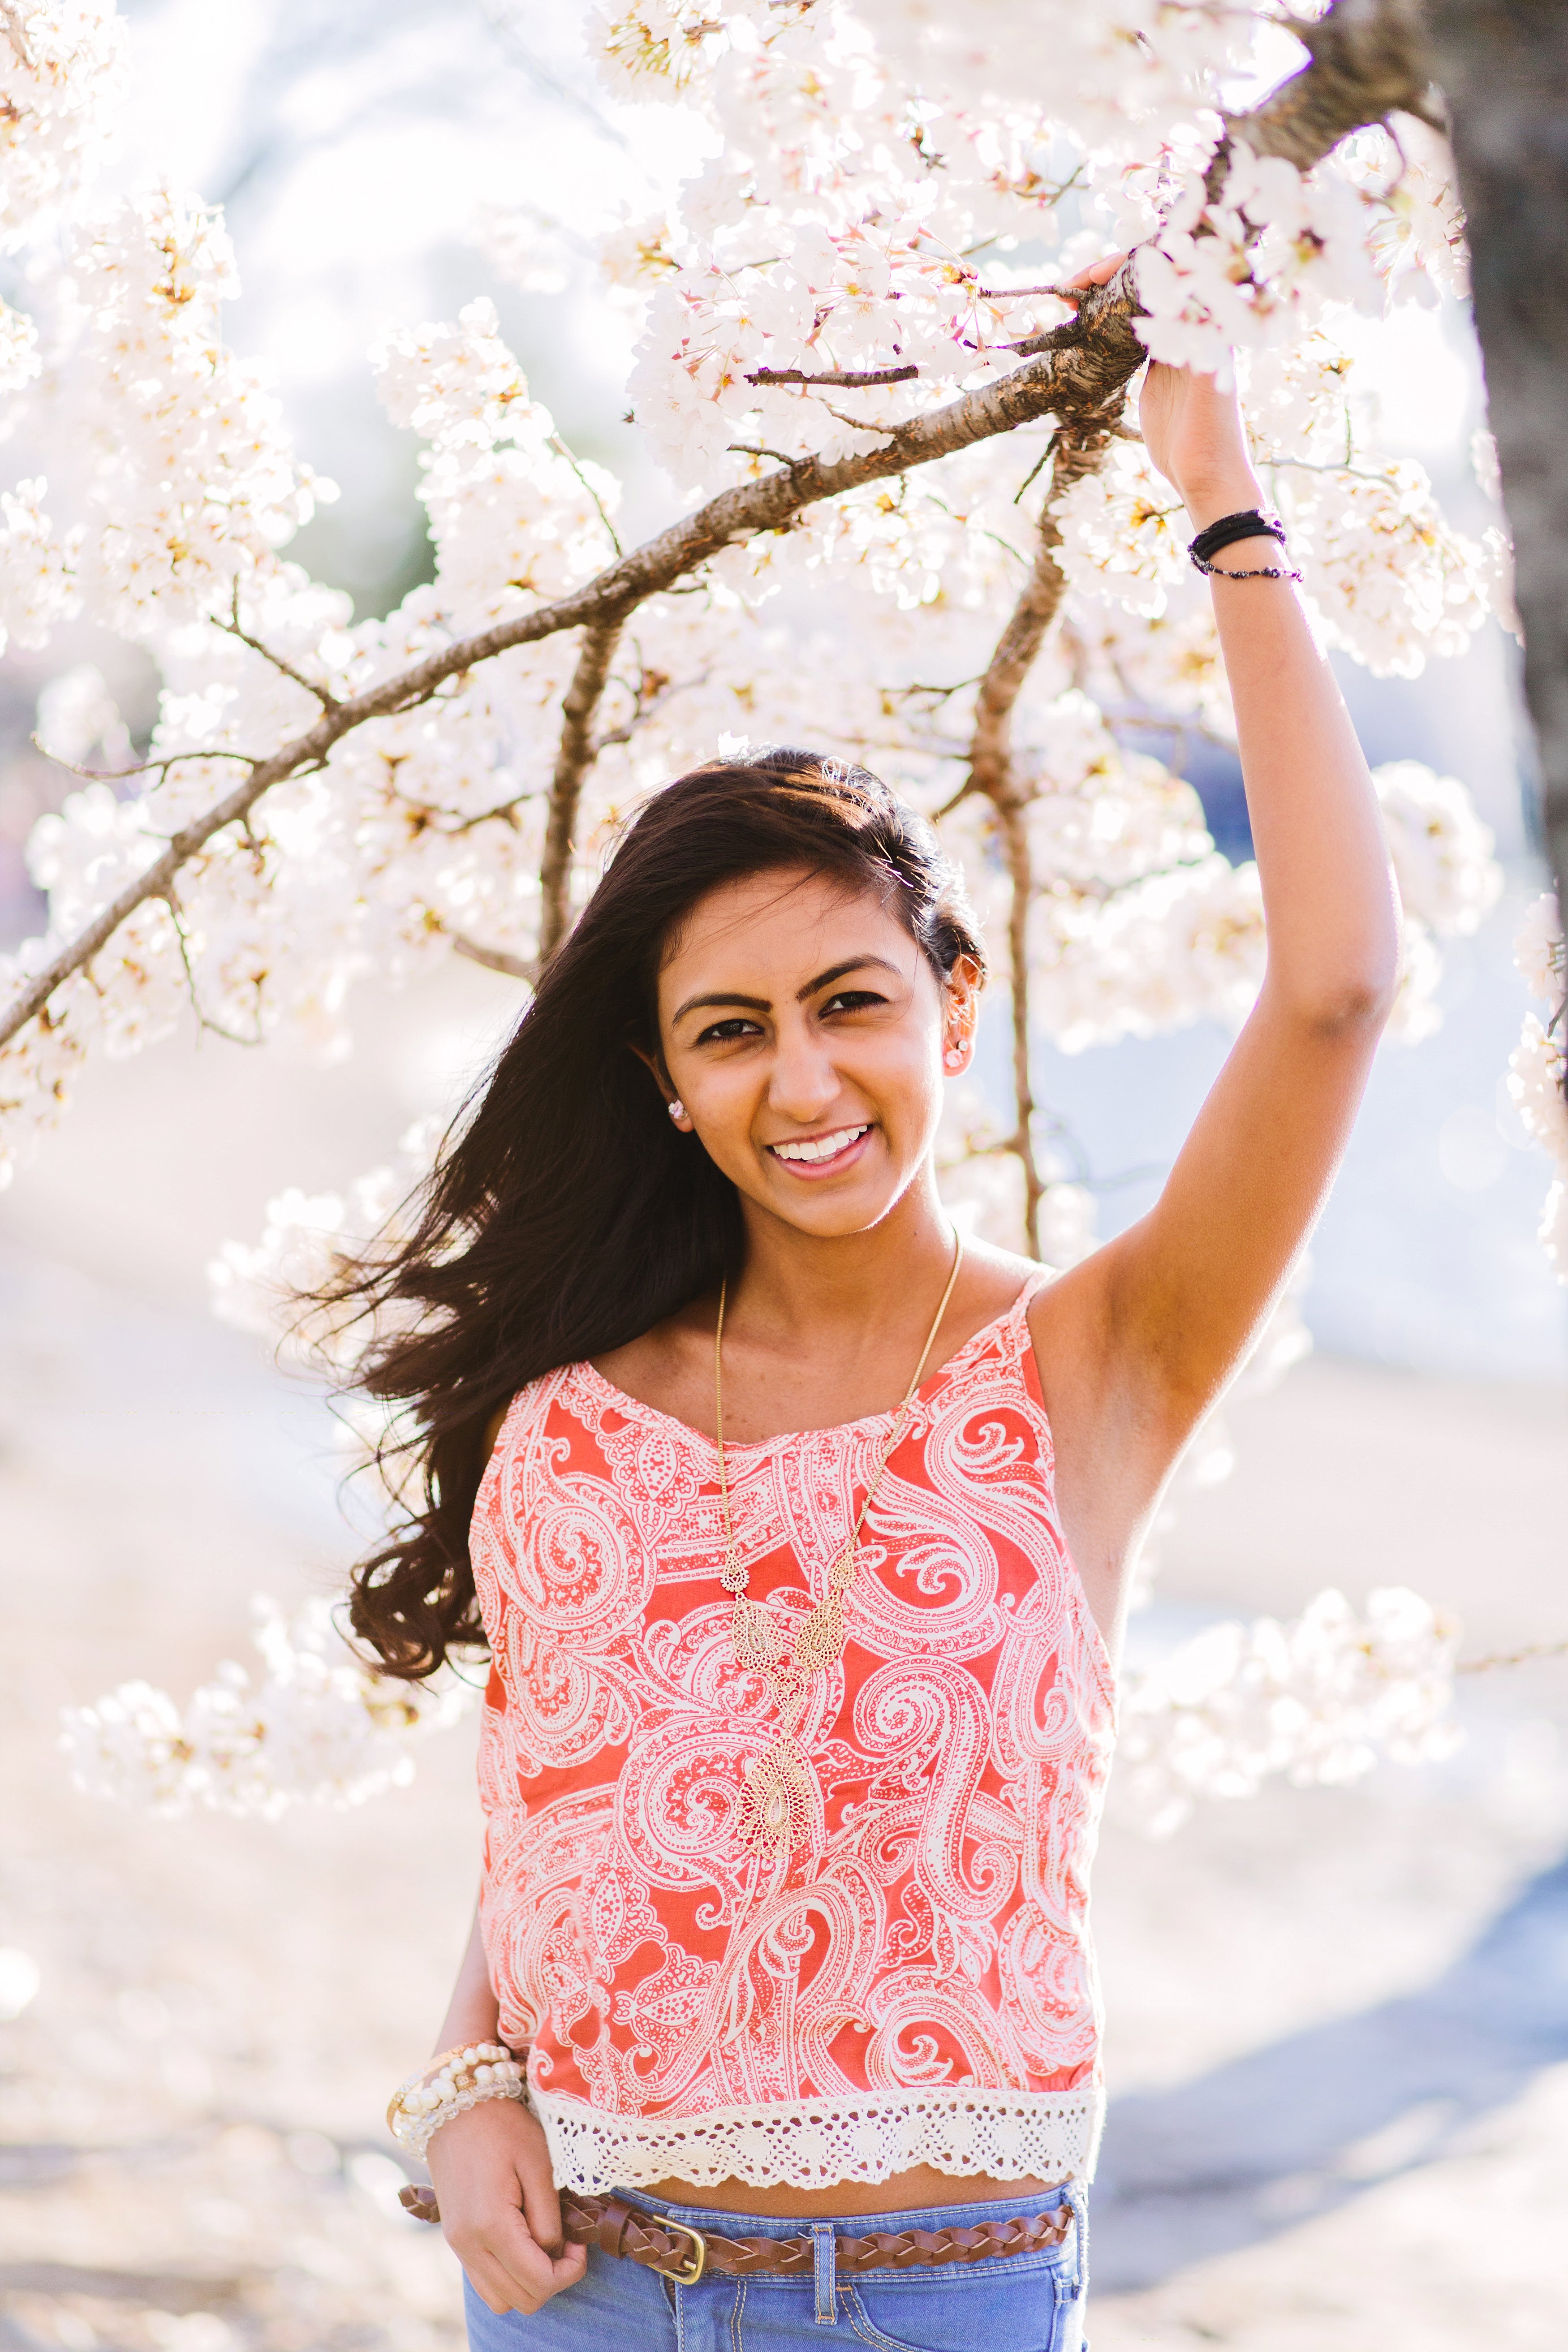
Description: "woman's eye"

(821, 990), (885, 1016)
(694, 1017), (763, 1044)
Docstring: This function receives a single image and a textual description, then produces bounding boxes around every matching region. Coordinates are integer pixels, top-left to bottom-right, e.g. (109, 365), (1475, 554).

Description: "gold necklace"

(714, 1233), (964, 1857)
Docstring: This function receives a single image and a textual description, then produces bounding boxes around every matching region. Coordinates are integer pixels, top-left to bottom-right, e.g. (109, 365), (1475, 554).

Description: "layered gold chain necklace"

(714, 1233), (964, 1856)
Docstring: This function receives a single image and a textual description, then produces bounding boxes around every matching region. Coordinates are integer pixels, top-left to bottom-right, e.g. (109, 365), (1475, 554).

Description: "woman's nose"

(767, 1025), (841, 1122)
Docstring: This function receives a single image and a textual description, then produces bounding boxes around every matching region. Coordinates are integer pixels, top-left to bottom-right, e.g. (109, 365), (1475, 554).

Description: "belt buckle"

(650, 2218), (707, 2286)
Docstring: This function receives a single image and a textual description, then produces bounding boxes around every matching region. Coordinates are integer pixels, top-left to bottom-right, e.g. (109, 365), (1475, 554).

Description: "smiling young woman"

(332, 324), (1399, 2352)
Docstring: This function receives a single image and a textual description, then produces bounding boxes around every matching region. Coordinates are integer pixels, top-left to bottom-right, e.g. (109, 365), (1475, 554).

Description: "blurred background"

(1, 5), (1565, 2349)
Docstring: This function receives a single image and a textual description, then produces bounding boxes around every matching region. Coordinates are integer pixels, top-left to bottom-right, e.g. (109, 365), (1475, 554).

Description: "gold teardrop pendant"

(791, 1590), (845, 1675)
(737, 1738), (816, 1855)
(731, 1594), (785, 1671)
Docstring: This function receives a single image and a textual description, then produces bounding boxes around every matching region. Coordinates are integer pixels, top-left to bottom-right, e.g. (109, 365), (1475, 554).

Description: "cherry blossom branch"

(964, 429), (1113, 804)
(0, 298), (1147, 1055)
(538, 621), (623, 969)
(958, 422), (1121, 1256)
(0, 725), (348, 1051)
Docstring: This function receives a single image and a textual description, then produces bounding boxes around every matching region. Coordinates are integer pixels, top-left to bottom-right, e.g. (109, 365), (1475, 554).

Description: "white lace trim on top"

(532, 2084), (1103, 2194)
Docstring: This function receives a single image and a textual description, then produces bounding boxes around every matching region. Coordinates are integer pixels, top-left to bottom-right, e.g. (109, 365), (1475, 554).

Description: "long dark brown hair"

(333, 750), (986, 1680)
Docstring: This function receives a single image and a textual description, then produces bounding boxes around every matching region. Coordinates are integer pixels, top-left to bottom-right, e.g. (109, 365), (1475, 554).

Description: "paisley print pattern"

(471, 1278), (1117, 2193)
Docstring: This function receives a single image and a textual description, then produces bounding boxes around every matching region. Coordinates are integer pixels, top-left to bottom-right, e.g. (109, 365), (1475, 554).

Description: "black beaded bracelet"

(1188, 507), (1300, 582)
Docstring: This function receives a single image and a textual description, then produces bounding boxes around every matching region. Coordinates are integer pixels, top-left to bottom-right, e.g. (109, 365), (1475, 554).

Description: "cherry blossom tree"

(4, 0), (1562, 1820)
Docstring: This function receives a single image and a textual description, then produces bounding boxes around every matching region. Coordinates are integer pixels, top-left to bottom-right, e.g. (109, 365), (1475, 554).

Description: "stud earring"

(944, 1045), (965, 1071)
(668, 1099), (685, 1122)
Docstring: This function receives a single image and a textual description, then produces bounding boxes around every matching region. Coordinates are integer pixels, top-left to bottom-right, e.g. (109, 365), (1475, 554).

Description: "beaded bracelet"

(1188, 506), (1301, 582)
(387, 2041), (527, 2158)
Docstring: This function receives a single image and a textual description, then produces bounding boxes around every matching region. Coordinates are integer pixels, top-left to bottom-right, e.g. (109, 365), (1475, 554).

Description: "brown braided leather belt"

(398, 2184), (1071, 2286)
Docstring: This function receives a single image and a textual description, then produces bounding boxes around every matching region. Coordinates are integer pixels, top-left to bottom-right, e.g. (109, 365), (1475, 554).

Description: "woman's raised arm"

(1034, 344), (1400, 1630)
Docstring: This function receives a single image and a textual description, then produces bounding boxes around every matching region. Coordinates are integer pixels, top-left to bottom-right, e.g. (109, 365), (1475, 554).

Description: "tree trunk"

(1424, 0), (1568, 920)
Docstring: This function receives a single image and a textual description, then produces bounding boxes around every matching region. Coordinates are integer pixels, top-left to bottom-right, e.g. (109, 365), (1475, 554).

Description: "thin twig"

(549, 433), (624, 557)
(745, 364), (920, 389)
(1457, 1636), (1568, 1675)
(452, 934), (534, 982)
(164, 890), (262, 1047)
(219, 580), (339, 708)
(28, 744), (258, 786)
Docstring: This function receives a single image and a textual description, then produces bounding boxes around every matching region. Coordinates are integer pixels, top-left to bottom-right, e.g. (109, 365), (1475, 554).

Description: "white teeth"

(771, 1125), (868, 1165)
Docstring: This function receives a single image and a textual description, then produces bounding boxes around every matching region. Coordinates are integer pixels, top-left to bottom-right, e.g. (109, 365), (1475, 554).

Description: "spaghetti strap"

(1003, 1266), (1055, 1352)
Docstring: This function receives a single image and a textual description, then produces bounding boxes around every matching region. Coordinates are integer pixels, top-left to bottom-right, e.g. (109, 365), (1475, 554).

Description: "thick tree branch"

(538, 622), (623, 969)
(1214, 0), (1430, 181)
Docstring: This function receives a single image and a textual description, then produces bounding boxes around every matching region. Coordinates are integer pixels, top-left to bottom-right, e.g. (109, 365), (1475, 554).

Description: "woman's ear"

(941, 954), (982, 1073)
(629, 1040), (693, 1130)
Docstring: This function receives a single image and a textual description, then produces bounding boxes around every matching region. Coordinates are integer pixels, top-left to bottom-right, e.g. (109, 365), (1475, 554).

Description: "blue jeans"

(462, 2182), (1089, 2351)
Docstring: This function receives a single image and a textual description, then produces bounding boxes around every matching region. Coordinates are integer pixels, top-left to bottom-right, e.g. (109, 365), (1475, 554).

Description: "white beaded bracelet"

(386, 2041), (527, 2158)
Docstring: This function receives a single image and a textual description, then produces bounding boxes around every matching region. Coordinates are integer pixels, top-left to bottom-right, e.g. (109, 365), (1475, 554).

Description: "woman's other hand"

(426, 2097), (588, 2315)
(1058, 249), (1262, 530)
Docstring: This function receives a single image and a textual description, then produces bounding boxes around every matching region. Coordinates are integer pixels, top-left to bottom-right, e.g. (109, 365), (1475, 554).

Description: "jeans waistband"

(616, 2179), (1077, 2239)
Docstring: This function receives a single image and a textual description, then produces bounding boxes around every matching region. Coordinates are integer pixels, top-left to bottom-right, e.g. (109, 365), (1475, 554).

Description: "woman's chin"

(752, 1163), (913, 1238)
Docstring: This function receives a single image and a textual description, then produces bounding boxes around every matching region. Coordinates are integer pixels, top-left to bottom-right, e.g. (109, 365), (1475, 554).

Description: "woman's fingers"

(1058, 249), (1132, 301)
(452, 2209), (585, 2315)
(461, 2247), (532, 2317)
(515, 2144), (568, 2256)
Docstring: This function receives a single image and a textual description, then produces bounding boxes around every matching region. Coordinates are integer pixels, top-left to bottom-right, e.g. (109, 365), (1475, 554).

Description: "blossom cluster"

(60, 1596), (475, 1821)
(1116, 1585), (1464, 1837)
(1137, 146), (1379, 384)
(595, 3), (1457, 490)
(208, 1118), (441, 1373)
(0, 0), (124, 255)
(1, 187), (331, 655)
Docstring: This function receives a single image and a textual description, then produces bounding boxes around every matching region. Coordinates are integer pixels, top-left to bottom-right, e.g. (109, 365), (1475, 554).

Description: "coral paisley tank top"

(471, 1275), (1116, 2194)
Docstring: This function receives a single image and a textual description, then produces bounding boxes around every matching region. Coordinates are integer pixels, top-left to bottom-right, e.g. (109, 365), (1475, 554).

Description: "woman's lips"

(766, 1123), (873, 1177)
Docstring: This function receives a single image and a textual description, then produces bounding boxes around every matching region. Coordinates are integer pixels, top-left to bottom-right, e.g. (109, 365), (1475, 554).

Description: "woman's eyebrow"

(672, 956), (900, 1027)
(672, 988), (771, 1025)
(797, 954), (901, 999)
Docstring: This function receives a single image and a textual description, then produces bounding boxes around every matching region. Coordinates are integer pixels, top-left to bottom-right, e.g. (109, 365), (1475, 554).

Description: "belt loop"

(810, 2222), (838, 2326)
(1063, 2179), (1090, 2323)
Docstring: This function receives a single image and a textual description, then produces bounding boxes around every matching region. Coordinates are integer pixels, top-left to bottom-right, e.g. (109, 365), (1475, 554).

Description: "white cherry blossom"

(1116, 1586), (1464, 1838)
(61, 1597), (475, 1820)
